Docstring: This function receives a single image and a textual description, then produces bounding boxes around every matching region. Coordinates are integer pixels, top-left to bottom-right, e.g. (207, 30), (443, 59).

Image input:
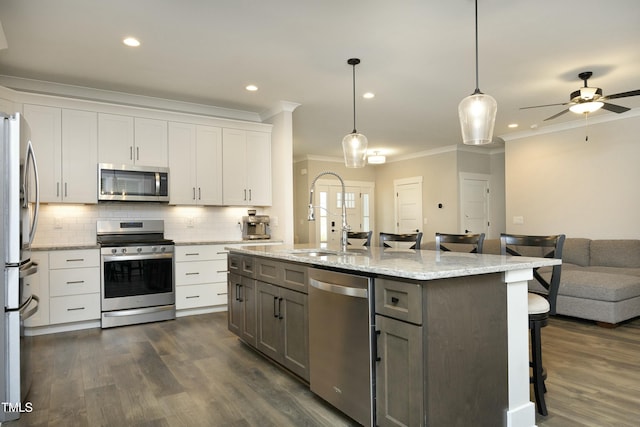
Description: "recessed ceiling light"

(123, 37), (140, 47)
(245, 84), (258, 92)
(508, 123), (518, 128)
(363, 92), (375, 99)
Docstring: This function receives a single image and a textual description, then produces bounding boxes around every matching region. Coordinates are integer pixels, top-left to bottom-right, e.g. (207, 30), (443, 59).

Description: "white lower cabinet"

(175, 245), (229, 312)
(48, 249), (101, 325)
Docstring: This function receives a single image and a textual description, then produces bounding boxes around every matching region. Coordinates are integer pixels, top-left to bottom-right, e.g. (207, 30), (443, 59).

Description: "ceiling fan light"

(342, 132), (368, 168)
(458, 92), (497, 145)
(569, 101), (604, 114)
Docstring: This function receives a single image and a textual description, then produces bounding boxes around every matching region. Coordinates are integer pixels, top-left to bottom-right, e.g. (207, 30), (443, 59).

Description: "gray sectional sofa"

(482, 238), (640, 326)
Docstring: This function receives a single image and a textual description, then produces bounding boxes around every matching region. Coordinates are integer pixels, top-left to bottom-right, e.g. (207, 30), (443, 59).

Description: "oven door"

(101, 252), (174, 312)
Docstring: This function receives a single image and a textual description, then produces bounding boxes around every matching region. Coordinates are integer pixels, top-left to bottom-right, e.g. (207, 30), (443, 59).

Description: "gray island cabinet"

(227, 244), (560, 427)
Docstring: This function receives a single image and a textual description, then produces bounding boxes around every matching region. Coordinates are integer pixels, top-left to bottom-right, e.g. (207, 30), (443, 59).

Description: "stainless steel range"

(97, 220), (175, 328)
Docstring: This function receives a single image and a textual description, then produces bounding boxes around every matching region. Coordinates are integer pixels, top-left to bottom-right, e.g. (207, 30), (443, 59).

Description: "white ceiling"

(1, 0), (639, 161)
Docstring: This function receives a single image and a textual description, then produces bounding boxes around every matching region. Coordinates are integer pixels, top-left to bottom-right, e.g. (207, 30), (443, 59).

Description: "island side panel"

(423, 272), (508, 427)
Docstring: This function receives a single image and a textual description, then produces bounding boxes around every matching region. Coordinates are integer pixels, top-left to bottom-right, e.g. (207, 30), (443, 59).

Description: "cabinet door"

(280, 287), (309, 380)
(240, 276), (257, 346)
(134, 118), (167, 166)
(222, 128), (248, 205)
(196, 125), (223, 205)
(375, 314), (424, 427)
(168, 122), (197, 205)
(228, 273), (243, 337)
(22, 104), (62, 202)
(256, 281), (281, 361)
(61, 109), (98, 203)
(98, 113), (134, 165)
(246, 131), (272, 206)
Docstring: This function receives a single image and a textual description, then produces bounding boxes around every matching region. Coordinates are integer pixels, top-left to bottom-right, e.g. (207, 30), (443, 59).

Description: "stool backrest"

(435, 232), (485, 253)
(379, 232), (423, 250)
(500, 233), (565, 315)
(347, 231), (372, 246)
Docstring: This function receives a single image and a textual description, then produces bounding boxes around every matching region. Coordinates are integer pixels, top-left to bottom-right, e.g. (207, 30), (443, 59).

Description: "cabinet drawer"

(281, 262), (308, 293)
(176, 283), (228, 309)
(50, 267), (100, 296)
(175, 245), (228, 261)
(175, 260), (227, 285)
(50, 293), (100, 324)
(256, 258), (281, 283)
(228, 253), (255, 278)
(375, 279), (423, 325)
(49, 249), (100, 269)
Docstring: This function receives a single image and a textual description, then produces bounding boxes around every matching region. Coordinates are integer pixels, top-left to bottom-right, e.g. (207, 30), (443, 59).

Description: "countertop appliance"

(97, 220), (175, 328)
(308, 268), (375, 427)
(1, 112), (41, 422)
(98, 163), (169, 202)
(241, 210), (270, 240)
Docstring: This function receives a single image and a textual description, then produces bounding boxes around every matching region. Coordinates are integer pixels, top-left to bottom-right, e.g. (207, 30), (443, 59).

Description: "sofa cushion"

(556, 270), (640, 302)
(563, 238), (591, 267)
(590, 240), (640, 268)
(582, 266), (640, 278)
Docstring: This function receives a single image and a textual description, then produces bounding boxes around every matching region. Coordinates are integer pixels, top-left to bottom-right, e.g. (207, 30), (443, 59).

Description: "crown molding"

(260, 101), (301, 121)
(0, 75), (263, 122)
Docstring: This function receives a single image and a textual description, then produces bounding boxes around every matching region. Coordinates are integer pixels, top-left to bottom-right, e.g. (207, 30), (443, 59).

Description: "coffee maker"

(241, 210), (270, 240)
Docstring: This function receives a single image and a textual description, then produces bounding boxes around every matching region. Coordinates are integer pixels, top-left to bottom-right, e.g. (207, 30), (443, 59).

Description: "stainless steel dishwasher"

(308, 268), (375, 427)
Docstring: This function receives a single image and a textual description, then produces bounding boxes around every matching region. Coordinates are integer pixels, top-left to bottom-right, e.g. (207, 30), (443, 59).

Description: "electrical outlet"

(186, 217), (195, 228)
(271, 216), (279, 226)
(513, 216), (524, 225)
(54, 217), (63, 229)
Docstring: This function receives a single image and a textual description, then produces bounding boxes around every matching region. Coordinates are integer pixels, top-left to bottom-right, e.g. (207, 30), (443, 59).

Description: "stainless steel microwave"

(98, 163), (169, 202)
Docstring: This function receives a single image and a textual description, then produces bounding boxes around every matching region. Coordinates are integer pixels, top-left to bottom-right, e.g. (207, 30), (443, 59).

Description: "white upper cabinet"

(22, 104), (97, 203)
(168, 122), (222, 205)
(98, 113), (168, 167)
(222, 129), (271, 206)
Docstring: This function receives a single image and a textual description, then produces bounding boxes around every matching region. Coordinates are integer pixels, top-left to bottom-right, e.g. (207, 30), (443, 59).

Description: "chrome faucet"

(308, 171), (350, 252)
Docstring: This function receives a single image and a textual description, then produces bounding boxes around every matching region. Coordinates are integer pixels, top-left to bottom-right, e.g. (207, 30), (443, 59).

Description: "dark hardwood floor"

(10, 313), (640, 426)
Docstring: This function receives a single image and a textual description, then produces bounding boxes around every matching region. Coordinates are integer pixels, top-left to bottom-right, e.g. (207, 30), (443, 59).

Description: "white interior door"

(460, 173), (490, 235)
(394, 178), (423, 234)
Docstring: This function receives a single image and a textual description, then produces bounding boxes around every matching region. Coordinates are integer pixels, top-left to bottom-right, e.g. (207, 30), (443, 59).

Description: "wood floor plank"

(12, 312), (640, 427)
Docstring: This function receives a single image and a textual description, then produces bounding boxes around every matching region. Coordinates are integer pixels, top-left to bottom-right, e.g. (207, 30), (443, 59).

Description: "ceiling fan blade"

(601, 102), (631, 114)
(520, 102), (568, 110)
(543, 109), (570, 121)
(604, 89), (640, 100)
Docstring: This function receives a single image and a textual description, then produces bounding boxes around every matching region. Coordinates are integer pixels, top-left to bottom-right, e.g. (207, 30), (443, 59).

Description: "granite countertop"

(32, 244), (100, 251)
(227, 243), (561, 281)
(31, 239), (283, 251)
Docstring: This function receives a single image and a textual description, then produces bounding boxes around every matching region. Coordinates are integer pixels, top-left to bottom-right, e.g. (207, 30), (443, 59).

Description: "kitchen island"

(227, 244), (559, 427)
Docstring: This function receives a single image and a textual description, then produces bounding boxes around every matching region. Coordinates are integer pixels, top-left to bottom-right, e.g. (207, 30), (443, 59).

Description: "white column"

(504, 268), (537, 427)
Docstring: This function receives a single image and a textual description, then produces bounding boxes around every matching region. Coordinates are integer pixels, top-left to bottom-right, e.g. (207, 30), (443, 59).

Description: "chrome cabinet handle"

(309, 278), (368, 298)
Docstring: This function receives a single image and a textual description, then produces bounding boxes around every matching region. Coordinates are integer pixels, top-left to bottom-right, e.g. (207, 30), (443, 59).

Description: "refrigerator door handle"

(23, 139), (40, 245)
(21, 295), (40, 321)
(19, 261), (38, 279)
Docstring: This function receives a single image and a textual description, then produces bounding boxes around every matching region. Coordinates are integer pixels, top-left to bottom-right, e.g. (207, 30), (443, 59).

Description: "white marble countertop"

(227, 243), (561, 281)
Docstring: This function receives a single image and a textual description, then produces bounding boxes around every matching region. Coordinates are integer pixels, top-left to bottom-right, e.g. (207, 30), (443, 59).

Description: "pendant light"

(342, 58), (368, 168)
(458, 0), (497, 145)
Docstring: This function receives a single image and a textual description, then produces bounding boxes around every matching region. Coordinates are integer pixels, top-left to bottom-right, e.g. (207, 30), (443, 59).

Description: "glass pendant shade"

(342, 132), (368, 168)
(458, 91), (497, 145)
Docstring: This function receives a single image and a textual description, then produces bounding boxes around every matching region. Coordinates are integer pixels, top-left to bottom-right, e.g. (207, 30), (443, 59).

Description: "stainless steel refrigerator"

(1, 112), (40, 422)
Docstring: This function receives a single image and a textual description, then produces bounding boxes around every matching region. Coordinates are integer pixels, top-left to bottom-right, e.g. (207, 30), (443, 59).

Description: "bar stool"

(347, 231), (372, 246)
(379, 232), (423, 250)
(435, 232), (485, 253)
(500, 233), (565, 416)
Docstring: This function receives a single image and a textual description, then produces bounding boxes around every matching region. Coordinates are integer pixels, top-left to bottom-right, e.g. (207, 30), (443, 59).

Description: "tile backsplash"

(34, 204), (265, 246)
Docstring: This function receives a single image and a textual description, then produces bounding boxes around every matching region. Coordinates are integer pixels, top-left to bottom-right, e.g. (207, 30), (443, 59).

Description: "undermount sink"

(288, 249), (340, 257)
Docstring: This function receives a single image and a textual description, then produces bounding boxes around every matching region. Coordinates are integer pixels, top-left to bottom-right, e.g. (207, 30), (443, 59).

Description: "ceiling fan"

(520, 71), (640, 121)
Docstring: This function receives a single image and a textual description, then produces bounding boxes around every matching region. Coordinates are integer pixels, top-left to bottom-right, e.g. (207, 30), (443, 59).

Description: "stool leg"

(530, 320), (548, 416)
